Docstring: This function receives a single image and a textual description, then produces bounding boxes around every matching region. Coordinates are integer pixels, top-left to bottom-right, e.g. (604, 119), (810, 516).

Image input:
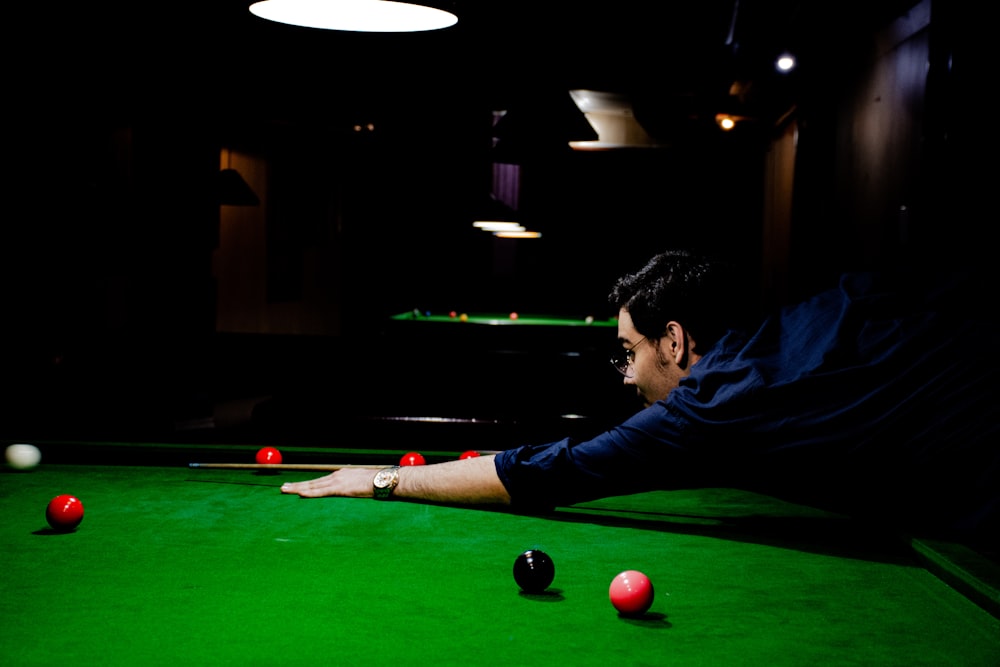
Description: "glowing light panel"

(249, 0), (458, 33)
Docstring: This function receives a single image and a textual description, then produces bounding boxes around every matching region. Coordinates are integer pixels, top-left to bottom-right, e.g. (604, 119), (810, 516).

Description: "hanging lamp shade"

(219, 168), (260, 206)
(492, 90), (599, 161)
(473, 193), (518, 224)
(248, 0), (458, 32)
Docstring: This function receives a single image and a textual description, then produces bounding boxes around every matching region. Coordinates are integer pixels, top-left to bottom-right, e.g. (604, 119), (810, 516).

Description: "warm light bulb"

(249, 0), (458, 33)
(494, 231), (542, 239)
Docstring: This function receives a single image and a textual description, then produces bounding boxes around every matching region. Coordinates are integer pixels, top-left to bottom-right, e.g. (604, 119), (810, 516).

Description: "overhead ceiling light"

(248, 0), (458, 33)
(568, 90), (661, 150)
(494, 230), (542, 239)
(472, 189), (541, 238)
(472, 193), (518, 225)
(775, 52), (797, 73)
(492, 91), (599, 159)
(473, 221), (524, 232)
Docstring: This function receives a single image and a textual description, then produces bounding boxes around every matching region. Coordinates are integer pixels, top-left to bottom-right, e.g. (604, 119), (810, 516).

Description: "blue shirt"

(495, 271), (999, 543)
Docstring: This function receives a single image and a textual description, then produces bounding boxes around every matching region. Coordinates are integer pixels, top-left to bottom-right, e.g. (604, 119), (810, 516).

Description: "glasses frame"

(610, 336), (648, 378)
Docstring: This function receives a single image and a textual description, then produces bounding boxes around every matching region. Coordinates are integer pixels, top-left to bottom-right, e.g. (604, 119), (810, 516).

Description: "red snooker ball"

(46, 494), (84, 532)
(458, 450), (480, 460)
(609, 570), (654, 616)
(399, 451), (426, 466)
(256, 446), (282, 465)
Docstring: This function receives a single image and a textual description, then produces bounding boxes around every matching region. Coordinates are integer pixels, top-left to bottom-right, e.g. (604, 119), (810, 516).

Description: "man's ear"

(664, 321), (693, 367)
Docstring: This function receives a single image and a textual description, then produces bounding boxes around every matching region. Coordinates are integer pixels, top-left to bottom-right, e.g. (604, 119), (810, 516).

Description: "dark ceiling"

(18, 0), (919, 143)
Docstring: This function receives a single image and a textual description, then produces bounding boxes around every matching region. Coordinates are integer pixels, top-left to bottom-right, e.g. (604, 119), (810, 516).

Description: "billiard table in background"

(389, 310), (619, 327)
(1, 442), (998, 666)
(4, 308), (638, 451)
(245, 310), (637, 447)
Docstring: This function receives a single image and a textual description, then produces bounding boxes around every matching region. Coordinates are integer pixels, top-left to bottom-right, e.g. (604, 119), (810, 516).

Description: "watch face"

(374, 467), (399, 489)
(373, 467), (399, 499)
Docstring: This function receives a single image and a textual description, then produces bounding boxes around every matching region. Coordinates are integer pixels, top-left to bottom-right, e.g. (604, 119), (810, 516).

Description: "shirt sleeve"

(494, 402), (700, 510)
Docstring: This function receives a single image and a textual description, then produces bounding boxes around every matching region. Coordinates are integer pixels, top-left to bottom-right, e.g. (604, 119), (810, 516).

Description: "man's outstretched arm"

(280, 454), (512, 505)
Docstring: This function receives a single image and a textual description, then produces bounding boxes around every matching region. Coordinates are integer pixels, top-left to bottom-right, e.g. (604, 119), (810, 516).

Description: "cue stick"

(188, 452), (501, 472)
(188, 463), (382, 471)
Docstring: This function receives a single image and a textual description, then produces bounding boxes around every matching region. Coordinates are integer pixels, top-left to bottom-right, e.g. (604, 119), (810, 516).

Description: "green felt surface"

(391, 311), (617, 327)
(2, 459), (999, 666)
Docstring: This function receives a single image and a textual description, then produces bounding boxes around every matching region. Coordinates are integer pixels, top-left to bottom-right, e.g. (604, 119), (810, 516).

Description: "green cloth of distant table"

(391, 311), (617, 326)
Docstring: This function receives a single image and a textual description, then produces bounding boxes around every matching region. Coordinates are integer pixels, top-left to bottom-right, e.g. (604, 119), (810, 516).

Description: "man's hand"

(281, 467), (375, 498)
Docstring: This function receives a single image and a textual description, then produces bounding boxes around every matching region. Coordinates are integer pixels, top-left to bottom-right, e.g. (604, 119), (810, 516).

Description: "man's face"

(615, 308), (686, 408)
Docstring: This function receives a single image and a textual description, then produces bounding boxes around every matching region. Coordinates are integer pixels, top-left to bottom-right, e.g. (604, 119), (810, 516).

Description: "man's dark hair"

(608, 250), (743, 351)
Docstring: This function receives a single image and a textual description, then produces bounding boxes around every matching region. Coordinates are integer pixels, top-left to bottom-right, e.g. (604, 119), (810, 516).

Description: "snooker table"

(3, 442), (999, 667)
(385, 310), (618, 355)
(390, 311), (619, 327)
(383, 309), (629, 423)
(249, 310), (636, 445)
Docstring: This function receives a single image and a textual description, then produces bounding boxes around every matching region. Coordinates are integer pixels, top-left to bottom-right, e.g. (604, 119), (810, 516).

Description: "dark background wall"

(2, 0), (993, 443)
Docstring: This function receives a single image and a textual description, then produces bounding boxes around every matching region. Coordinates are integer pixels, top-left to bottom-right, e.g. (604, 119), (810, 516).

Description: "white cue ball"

(5, 443), (42, 471)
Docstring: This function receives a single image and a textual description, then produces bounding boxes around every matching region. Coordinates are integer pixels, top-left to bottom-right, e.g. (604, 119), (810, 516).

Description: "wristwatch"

(372, 466), (401, 499)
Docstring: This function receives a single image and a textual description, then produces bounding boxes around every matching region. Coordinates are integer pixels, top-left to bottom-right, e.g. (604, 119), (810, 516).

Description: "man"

(282, 250), (999, 549)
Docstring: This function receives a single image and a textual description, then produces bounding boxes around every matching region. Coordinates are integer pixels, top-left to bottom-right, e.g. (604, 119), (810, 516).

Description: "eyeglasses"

(610, 336), (647, 378)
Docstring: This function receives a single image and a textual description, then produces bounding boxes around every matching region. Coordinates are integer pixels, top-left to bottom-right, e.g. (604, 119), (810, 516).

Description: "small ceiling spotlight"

(775, 52), (797, 73)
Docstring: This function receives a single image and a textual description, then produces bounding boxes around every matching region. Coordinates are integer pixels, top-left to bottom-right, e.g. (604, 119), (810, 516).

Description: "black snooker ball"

(513, 549), (555, 593)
